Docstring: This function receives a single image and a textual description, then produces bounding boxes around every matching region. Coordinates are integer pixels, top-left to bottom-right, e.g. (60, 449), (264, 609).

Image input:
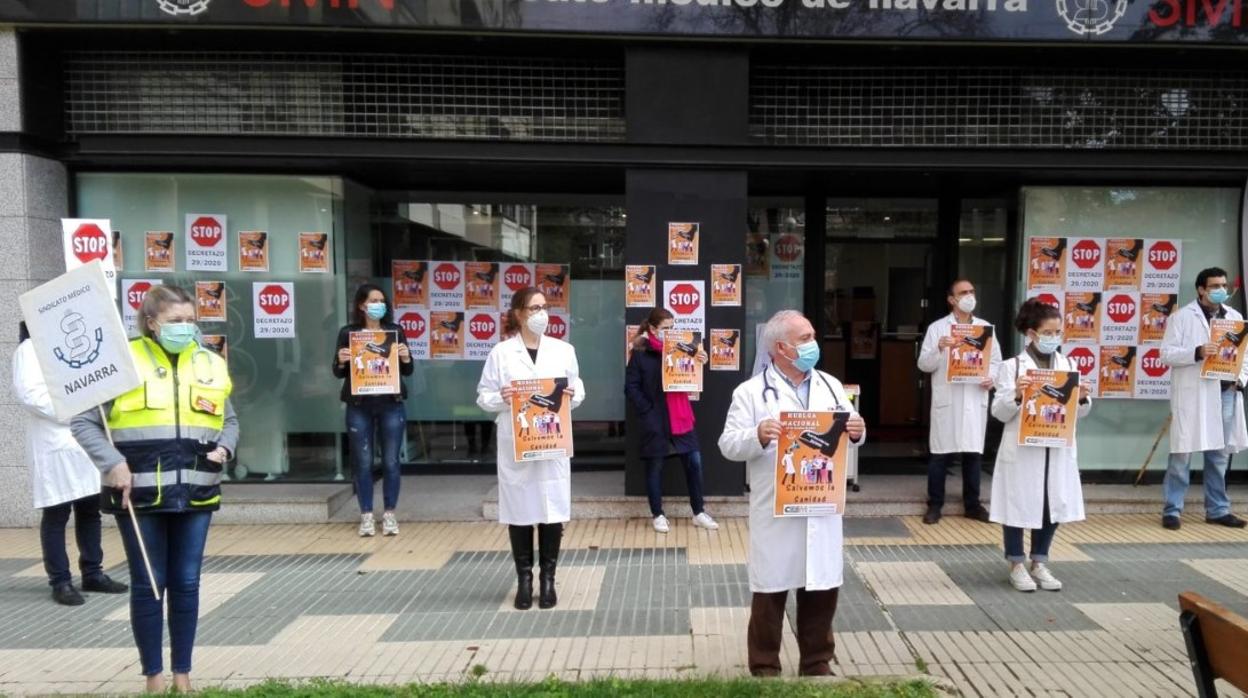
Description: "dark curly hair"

(1013, 297), (1061, 334)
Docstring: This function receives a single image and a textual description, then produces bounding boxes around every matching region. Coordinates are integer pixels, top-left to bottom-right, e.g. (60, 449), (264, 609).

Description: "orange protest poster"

(1017, 369), (1080, 447)
(201, 334), (227, 360)
(946, 324), (993, 383)
(1201, 319), (1248, 381)
(1103, 238), (1144, 290)
(1026, 237), (1066, 290)
(709, 329), (741, 371)
(668, 222), (699, 266)
(625, 324), (640, 366)
(392, 260), (428, 308)
(774, 411), (850, 517)
(195, 281), (227, 323)
(661, 330), (704, 392)
(625, 265), (656, 308)
(1098, 346), (1136, 398)
(298, 232), (331, 273)
(465, 262), (500, 310)
(349, 330), (401, 396)
(746, 233), (770, 277)
(711, 264), (742, 307)
(510, 378), (574, 461)
(144, 231), (175, 272)
(238, 231), (270, 272)
(535, 263), (571, 312)
(429, 311), (465, 360)
(1139, 294), (1176, 344)
(1062, 292), (1101, 344)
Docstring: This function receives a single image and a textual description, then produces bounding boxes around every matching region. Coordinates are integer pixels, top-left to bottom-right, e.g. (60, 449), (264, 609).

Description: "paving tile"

(856, 561), (975, 605)
(1184, 558), (1248, 597)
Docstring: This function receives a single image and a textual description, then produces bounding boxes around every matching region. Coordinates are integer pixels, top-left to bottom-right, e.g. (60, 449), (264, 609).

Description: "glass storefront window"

(745, 200), (805, 374)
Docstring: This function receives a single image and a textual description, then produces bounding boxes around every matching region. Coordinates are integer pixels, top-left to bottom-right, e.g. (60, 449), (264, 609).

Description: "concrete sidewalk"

(0, 514), (1246, 696)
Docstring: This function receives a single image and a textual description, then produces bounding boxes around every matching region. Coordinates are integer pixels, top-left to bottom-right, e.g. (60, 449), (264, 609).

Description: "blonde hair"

(139, 285), (195, 339)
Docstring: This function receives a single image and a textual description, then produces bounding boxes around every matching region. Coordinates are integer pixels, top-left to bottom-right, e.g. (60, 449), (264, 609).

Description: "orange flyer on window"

(625, 265), (656, 308)
(535, 263), (570, 312)
(1139, 294), (1177, 344)
(510, 377), (574, 461)
(1062, 292), (1101, 344)
(774, 411), (850, 517)
(464, 262), (500, 310)
(709, 329), (741, 371)
(201, 334), (227, 360)
(144, 231), (175, 272)
(349, 330), (401, 396)
(298, 232), (330, 273)
(1099, 346), (1137, 398)
(668, 222), (699, 266)
(238, 231), (269, 272)
(1026, 237), (1066, 290)
(393, 260), (429, 308)
(711, 264), (742, 307)
(195, 281), (227, 323)
(946, 324), (993, 383)
(1017, 369), (1080, 448)
(1202, 319), (1248, 381)
(661, 330), (704, 392)
(625, 324), (640, 366)
(429, 311), (464, 360)
(1103, 238), (1144, 290)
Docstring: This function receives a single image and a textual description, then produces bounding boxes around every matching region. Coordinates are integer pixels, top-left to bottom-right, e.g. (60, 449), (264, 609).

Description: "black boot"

(537, 523), (563, 609)
(508, 525), (534, 610)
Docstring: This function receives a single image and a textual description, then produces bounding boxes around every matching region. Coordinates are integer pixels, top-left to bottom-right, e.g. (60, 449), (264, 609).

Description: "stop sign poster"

(711, 264), (743, 307)
(1098, 346), (1136, 398)
(429, 261), (464, 311)
(1142, 240), (1182, 293)
(1065, 238), (1104, 292)
(1201, 319), (1248, 381)
(1026, 237), (1066, 291)
(661, 330), (704, 393)
(144, 231), (175, 273)
(535, 263), (571, 312)
(1062, 292), (1101, 344)
(1100, 292), (1140, 345)
(61, 219), (118, 298)
(1139, 293), (1177, 344)
(392, 260), (428, 308)
(1103, 238), (1144, 290)
(185, 214), (228, 272)
(770, 233), (804, 282)
(464, 262), (499, 311)
(429, 311), (465, 360)
(465, 312), (500, 360)
(195, 281), (227, 323)
(668, 222), (699, 266)
(544, 311), (570, 341)
(1065, 345), (1100, 397)
(500, 263), (534, 311)
(663, 280), (706, 334)
(121, 279), (159, 334)
(397, 309), (430, 360)
(252, 282), (295, 338)
(1135, 347), (1171, 400)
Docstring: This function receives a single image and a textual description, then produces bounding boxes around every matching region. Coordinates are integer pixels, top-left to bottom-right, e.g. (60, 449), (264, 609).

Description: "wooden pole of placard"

(100, 406), (160, 600)
(1134, 414), (1173, 487)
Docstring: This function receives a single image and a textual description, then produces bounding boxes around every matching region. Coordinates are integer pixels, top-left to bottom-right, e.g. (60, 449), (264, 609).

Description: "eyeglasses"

(525, 304), (549, 313)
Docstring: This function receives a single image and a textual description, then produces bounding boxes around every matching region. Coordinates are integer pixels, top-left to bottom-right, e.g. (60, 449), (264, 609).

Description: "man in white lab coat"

(719, 310), (865, 677)
(1159, 267), (1248, 530)
(916, 279), (1001, 524)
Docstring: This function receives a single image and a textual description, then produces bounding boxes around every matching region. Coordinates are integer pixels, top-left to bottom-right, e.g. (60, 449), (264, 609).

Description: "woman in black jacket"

(332, 283), (413, 537)
(624, 308), (718, 534)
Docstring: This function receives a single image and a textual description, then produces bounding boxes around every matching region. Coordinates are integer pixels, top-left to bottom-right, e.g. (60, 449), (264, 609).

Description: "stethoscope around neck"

(761, 364), (843, 410)
(147, 341), (216, 385)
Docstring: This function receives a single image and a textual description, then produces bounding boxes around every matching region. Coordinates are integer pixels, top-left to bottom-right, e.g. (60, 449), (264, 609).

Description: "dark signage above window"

(1, 0), (1246, 44)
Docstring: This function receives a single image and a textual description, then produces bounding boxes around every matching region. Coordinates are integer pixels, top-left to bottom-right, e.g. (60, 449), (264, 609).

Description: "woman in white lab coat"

(991, 299), (1091, 593)
(477, 287), (585, 611)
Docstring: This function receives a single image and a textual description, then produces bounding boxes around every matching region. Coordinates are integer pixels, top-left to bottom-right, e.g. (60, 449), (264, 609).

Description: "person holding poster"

(625, 309), (718, 535)
(916, 279), (1001, 525)
(332, 284), (414, 538)
(717, 310), (865, 677)
(70, 285), (237, 694)
(1159, 267), (1248, 530)
(476, 287), (585, 611)
(990, 299), (1090, 593)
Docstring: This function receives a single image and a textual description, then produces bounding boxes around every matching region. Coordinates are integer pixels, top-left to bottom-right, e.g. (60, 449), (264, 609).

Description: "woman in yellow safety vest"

(72, 284), (237, 694)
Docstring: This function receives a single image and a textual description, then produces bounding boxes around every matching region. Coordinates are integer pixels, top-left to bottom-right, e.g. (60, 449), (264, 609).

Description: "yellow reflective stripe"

(190, 495), (221, 507)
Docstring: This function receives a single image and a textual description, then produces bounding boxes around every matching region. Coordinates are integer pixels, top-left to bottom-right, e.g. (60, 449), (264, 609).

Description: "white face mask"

(526, 310), (549, 336)
(957, 294), (977, 314)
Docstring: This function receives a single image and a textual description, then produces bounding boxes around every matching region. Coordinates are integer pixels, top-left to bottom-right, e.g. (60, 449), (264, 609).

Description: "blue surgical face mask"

(788, 340), (821, 372)
(158, 322), (198, 354)
(365, 302), (387, 320)
(1208, 288), (1230, 305)
(1033, 333), (1062, 355)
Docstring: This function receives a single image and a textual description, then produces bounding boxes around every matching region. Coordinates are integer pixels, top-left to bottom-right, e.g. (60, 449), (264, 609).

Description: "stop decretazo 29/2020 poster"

(510, 377), (574, 461)
(774, 411), (850, 517)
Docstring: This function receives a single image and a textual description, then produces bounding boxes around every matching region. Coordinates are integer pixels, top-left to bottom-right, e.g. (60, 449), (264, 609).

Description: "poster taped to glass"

(535, 263), (570, 312)
(238, 231), (270, 272)
(1201, 319), (1248, 381)
(945, 324), (993, 383)
(662, 330), (704, 392)
(299, 232), (330, 273)
(625, 265), (656, 307)
(144, 231), (175, 272)
(711, 264), (742, 306)
(511, 378), (574, 461)
(392, 260), (428, 308)
(349, 330), (401, 396)
(774, 411), (850, 517)
(709, 329), (741, 371)
(201, 334), (228, 360)
(1017, 369), (1080, 447)
(668, 222), (699, 265)
(195, 281), (227, 323)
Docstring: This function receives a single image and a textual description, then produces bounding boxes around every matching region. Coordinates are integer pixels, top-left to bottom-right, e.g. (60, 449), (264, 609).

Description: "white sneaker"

(692, 512), (720, 530)
(358, 513), (376, 537)
(1030, 563), (1063, 591)
(1009, 564), (1037, 592)
(652, 515), (670, 534)
(381, 512), (399, 537)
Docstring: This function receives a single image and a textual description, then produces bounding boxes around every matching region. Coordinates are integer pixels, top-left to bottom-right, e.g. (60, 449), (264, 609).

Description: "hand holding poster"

(1017, 369), (1081, 447)
(349, 330), (401, 396)
(1201, 319), (1248, 380)
(774, 411), (850, 517)
(661, 330), (704, 392)
(946, 324), (994, 383)
(511, 378), (574, 461)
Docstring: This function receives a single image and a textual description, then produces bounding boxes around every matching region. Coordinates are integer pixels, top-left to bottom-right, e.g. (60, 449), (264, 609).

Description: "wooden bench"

(1178, 591), (1248, 697)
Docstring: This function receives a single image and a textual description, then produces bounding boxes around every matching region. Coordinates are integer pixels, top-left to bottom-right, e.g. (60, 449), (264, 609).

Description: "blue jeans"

(926, 452), (983, 509)
(347, 401), (406, 513)
(115, 511), (212, 676)
(1164, 388), (1236, 519)
(1003, 451), (1058, 564)
(645, 451), (706, 517)
(40, 495), (103, 587)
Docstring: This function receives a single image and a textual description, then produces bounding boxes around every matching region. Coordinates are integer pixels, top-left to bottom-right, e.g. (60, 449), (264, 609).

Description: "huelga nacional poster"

(1202, 319), (1248, 381)
(774, 411), (850, 517)
(510, 377), (574, 461)
(349, 330), (401, 396)
(661, 330), (703, 392)
(946, 324), (993, 384)
(1017, 369), (1080, 447)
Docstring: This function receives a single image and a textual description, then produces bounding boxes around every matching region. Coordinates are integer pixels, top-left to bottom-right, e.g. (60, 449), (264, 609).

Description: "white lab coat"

(917, 313), (1003, 454)
(10, 340), (101, 509)
(989, 351), (1090, 529)
(1160, 300), (1248, 455)
(477, 335), (585, 526)
(718, 365), (865, 593)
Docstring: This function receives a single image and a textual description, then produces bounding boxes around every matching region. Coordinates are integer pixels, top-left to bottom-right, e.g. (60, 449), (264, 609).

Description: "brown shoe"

(922, 505), (941, 525)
